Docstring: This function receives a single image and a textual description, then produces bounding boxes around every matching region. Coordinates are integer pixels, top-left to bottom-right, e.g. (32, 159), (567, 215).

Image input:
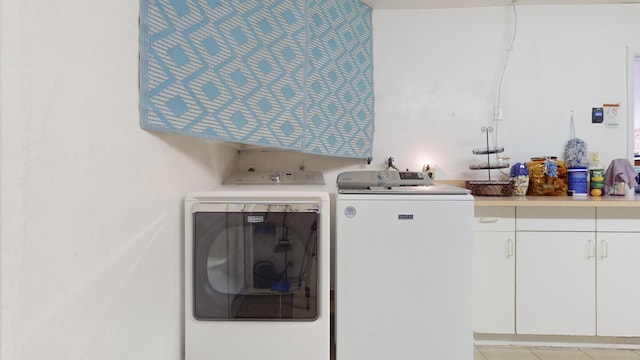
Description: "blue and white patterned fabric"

(139, 0), (373, 158)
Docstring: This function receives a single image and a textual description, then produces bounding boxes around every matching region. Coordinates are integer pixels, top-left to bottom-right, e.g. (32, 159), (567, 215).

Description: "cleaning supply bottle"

(589, 153), (605, 196)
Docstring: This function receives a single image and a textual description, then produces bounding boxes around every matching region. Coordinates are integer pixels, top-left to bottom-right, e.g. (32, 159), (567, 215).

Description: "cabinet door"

(597, 232), (640, 336)
(516, 231), (596, 335)
(306, 0), (374, 157)
(473, 232), (515, 334)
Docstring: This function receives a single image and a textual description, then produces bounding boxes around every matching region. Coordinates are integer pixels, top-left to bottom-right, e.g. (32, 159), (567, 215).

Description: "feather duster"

(564, 112), (588, 168)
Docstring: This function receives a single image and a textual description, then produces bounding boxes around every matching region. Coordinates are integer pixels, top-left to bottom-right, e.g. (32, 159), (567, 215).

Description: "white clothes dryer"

(184, 172), (330, 360)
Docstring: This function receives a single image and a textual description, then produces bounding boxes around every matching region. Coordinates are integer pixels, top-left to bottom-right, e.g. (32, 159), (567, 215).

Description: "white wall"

(373, 4), (640, 179)
(0, 1), (238, 359)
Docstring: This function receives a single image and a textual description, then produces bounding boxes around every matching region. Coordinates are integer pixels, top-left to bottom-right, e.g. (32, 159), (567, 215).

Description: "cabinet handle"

(587, 240), (595, 259)
(600, 240), (609, 259)
(479, 217), (499, 223)
(507, 238), (514, 258)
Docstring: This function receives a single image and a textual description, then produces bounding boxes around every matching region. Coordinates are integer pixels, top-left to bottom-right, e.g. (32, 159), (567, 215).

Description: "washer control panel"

(337, 171), (432, 190)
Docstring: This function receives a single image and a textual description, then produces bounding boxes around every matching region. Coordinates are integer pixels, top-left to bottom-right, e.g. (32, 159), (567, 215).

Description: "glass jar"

(509, 163), (529, 196)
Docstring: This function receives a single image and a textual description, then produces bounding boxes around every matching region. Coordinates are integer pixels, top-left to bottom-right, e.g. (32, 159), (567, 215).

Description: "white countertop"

(436, 180), (640, 207)
(473, 194), (640, 207)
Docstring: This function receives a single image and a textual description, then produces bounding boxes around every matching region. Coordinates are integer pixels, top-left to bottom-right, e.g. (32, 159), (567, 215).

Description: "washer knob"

(270, 173), (281, 183)
(378, 171), (389, 180)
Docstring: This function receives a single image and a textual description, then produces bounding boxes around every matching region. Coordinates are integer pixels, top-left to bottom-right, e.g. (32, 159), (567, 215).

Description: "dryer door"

(192, 203), (320, 321)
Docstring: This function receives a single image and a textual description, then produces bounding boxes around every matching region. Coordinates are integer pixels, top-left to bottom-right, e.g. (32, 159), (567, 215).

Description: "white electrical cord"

(494, 0), (518, 176)
(495, 1), (518, 123)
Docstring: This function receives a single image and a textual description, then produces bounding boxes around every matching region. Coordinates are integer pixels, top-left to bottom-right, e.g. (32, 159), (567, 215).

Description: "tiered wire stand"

(465, 127), (514, 196)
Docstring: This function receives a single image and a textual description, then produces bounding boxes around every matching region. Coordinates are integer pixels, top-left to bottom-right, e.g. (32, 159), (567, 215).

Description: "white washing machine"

(184, 172), (330, 360)
(335, 170), (474, 360)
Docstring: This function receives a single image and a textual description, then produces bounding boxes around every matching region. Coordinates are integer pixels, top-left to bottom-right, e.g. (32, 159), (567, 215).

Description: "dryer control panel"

(224, 171), (325, 185)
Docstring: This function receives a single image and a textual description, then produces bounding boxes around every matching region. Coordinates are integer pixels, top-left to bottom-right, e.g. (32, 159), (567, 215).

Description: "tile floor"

(475, 345), (640, 360)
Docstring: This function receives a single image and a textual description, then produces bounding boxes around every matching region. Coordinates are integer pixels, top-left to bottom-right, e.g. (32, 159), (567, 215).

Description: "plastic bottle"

(589, 154), (605, 196)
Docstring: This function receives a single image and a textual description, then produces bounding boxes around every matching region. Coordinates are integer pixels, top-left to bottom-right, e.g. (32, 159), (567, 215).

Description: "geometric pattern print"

(139, 0), (373, 158)
(306, 0), (374, 158)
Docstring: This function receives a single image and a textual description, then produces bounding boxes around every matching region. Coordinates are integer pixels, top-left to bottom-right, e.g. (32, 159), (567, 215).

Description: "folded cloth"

(604, 158), (638, 194)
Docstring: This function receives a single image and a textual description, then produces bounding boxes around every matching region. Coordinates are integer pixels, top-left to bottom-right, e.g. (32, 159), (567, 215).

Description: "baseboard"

(474, 333), (640, 349)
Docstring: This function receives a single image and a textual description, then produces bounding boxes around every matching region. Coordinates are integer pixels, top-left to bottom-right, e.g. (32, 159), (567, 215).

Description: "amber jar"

(525, 157), (568, 196)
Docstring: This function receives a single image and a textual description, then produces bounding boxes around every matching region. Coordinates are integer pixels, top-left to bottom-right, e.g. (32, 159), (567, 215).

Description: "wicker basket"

(465, 180), (514, 197)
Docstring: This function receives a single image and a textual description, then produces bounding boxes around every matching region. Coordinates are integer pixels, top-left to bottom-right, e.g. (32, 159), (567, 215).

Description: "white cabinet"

(140, 0), (374, 158)
(515, 207), (596, 336)
(473, 207), (515, 334)
(596, 208), (640, 337)
(474, 204), (640, 339)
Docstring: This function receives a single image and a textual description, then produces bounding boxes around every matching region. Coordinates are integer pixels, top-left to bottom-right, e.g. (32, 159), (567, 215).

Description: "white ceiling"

(359, 0), (640, 9)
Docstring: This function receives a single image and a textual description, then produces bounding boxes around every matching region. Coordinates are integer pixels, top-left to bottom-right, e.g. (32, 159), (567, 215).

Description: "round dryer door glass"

(192, 205), (320, 321)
